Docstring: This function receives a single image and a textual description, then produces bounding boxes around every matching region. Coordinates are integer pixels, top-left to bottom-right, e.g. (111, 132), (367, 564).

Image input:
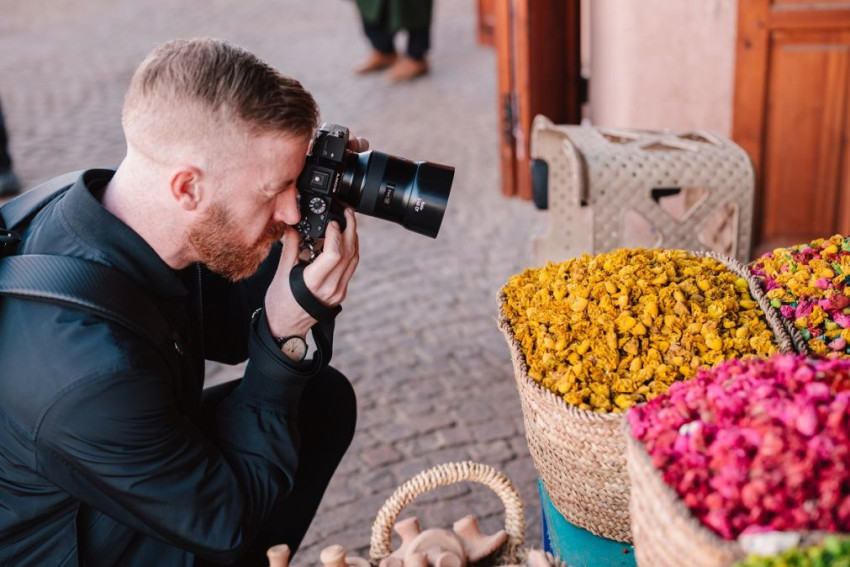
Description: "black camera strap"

(289, 262), (340, 366)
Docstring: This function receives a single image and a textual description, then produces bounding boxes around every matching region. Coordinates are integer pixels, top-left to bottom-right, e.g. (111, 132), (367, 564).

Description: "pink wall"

(588, 0), (738, 135)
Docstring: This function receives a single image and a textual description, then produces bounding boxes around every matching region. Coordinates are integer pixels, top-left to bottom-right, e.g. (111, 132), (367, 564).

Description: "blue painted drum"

(539, 480), (636, 567)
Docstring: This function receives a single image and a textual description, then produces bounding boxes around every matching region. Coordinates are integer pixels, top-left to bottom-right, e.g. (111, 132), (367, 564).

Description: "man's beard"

(188, 202), (287, 281)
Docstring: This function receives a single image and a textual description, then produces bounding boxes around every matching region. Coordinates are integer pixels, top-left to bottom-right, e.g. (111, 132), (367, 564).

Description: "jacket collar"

(59, 169), (188, 299)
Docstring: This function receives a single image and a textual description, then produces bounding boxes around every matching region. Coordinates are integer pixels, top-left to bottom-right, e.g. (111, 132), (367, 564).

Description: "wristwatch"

(274, 335), (308, 362)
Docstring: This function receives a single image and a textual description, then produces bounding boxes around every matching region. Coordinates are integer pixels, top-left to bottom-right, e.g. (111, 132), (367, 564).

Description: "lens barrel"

(343, 150), (454, 238)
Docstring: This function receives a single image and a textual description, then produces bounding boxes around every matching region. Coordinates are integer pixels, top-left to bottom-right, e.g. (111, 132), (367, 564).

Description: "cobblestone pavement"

(1, 1), (547, 563)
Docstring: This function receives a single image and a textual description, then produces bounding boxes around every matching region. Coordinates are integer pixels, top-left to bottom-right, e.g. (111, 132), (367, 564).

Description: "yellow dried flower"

(502, 249), (779, 413)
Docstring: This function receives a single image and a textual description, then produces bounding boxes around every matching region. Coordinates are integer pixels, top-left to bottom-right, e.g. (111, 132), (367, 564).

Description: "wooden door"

(734, 0), (850, 252)
(477, 0), (496, 47)
(494, 0), (582, 200)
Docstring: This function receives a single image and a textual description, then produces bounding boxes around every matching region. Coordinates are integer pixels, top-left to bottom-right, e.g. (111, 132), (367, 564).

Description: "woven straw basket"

(369, 461), (564, 567)
(625, 427), (845, 566)
(497, 251), (799, 544)
(625, 427), (746, 567)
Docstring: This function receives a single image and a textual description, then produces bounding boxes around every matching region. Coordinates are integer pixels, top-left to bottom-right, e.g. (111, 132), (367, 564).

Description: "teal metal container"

(539, 480), (636, 567)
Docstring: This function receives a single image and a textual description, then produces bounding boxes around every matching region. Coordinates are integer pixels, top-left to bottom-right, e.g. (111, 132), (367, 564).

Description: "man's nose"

(275, 191), (301, 225)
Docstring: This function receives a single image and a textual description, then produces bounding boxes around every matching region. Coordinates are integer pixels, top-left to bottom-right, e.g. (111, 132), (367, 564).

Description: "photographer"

(0, 38), (361, 566)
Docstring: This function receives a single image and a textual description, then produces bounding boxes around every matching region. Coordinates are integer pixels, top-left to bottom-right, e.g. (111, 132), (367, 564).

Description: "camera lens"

(340, 151), (454, 238)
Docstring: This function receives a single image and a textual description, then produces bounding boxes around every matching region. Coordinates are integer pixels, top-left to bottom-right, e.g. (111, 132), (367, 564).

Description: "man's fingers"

(338, 250), (360, 296)
(325, 209), (358, 282)
(302, 211), (360, 306)
(348, 136), (369, 152)
(343, 207), (357, 245)
(319, 220), (343, 264)
(303, 220), (342, 283)
(281, 225), (301, 268)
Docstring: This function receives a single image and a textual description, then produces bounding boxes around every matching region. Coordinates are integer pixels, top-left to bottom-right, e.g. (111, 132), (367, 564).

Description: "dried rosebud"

(628, 354), (850, 539)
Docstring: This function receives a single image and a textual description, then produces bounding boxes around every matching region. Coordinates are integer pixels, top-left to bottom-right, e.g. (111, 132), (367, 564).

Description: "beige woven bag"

(498, 251), (799, 543)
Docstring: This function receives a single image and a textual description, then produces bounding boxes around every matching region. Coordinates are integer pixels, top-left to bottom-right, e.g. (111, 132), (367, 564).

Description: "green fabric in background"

(355, 0), (433, 32)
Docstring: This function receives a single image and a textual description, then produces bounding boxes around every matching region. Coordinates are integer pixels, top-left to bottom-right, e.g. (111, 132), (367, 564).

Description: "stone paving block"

(469, 420), (518, 444)
(360, 444), (405, 469)
(436, 425), (477, 448)
(358, 468), (400, 496)
(370, 422), (420, 444)
(467, 439), (516, 465)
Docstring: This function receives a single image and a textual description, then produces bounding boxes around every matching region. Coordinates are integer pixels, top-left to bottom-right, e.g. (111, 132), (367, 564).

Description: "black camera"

(295, 123), (454, 245)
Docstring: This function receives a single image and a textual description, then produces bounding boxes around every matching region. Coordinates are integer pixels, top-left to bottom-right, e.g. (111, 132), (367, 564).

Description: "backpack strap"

(0, 171), (174, 346)
(0, 255), (174, 346)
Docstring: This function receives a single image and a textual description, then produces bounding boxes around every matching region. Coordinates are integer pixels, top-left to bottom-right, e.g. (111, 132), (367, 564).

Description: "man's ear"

(170, 166), (204, 211)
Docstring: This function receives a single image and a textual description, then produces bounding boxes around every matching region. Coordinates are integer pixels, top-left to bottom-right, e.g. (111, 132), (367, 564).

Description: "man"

(0, 38), (361, 566)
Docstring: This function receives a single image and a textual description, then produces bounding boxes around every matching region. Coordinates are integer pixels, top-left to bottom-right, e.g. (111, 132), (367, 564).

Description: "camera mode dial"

(309, 197), (327, 215)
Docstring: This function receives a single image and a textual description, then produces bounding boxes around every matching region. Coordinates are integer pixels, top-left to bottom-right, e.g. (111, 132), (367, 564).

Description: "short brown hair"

(123, 38), (318, 142)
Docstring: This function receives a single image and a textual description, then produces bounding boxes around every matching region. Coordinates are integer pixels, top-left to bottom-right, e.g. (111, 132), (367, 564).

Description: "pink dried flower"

(835, 312), (850, 329)
(629, 354), (850, 539)
(795, 301), (814, 320)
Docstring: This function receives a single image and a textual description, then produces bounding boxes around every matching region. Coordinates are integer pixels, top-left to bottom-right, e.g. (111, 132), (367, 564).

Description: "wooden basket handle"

(369, 461), (525, 562)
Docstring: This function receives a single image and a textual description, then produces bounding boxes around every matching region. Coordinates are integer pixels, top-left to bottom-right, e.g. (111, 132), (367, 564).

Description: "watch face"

(280, 336), (308, 362)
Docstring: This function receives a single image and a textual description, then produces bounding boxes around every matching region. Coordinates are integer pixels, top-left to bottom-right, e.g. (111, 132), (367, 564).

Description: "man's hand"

(264, 207), (359, 339)
(263, 133), (366, 340)
(348, 135), (369, 153)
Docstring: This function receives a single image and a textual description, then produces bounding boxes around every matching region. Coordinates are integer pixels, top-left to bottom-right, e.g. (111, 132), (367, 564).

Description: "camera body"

(295, 123), (352, 240)
(295, 121), (455, 247)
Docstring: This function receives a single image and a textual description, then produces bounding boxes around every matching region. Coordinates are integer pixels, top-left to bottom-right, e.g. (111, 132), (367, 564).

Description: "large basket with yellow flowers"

(498, 249), (797, 543)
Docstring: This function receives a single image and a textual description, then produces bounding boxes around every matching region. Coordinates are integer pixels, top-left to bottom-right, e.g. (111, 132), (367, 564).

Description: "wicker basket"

(624, 427), (745, 567)
(625, 426), (845, 567)
(529, 119), (756, 265)
(369, 461), (562, 567)
(498, 251), (797, 543)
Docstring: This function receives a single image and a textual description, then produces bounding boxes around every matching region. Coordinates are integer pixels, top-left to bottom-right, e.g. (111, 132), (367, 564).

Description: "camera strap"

(289, 262), (341, 366)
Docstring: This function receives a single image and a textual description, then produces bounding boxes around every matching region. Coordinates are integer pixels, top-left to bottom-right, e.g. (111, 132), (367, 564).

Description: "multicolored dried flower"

(751, 234), (850, 357)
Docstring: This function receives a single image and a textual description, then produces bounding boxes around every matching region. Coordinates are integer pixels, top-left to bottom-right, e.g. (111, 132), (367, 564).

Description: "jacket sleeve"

(34, 313), (320, 563)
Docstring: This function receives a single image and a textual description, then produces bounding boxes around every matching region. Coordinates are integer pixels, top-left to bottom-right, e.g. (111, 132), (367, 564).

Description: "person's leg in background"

(385, 0), (433, 82)
(387, 24), (430, 82)
(353, 1), (398, 74)
(0, 98), (21, 197)
(197, 365), (357, 567)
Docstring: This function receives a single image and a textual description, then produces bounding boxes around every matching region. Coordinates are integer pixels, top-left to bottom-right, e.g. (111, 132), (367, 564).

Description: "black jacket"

(0, 170), (322, 566)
